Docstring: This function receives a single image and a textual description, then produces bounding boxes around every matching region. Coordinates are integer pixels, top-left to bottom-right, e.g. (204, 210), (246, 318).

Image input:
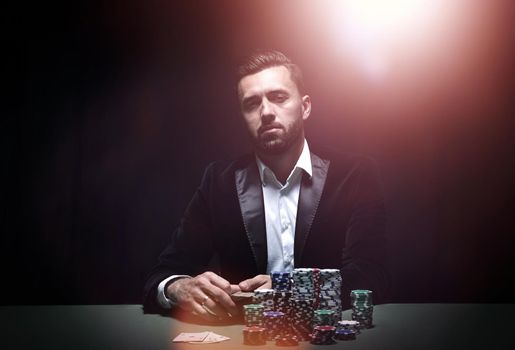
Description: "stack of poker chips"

(243, 304), (264, 327)
(318, 269), (343, 322)
(263, 311), (285, 341)
(252, 289), (275, 312)
(310, 325), (336, 345)
(291, 268), (316, 300)
(350, 289), (374, 329)
(290, 298), (314, 341)
(271, 271), (291, 291)
(242, 326), (266, 345)
(269, 271), (293, 335)
(337, 320), (361, 334)
(291, 268), (343, 321)
(273, 290), (291, 314)
(312, 309), (336, 328)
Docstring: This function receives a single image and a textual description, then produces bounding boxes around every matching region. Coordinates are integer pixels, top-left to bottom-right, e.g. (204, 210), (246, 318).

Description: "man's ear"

(301, 95), (312, 121)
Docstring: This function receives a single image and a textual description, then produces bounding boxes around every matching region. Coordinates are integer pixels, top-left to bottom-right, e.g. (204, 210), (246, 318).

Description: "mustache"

(258, 122), (283, 134)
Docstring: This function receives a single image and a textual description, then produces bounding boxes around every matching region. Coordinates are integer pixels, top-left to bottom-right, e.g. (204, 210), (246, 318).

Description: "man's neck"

(257, 137), (305, 184)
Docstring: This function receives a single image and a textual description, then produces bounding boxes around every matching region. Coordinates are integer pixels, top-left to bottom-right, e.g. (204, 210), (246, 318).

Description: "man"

(143, 50), (389, 320)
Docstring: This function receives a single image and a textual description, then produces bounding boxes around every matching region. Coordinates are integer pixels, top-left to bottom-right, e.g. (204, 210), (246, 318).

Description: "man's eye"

(271, 94), (288, 103)
(244, 100), (259, 110)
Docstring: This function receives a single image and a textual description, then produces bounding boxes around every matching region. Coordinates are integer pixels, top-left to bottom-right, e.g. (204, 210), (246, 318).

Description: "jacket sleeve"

(142, 163), (217, 313)
(340, 157), (391, 305)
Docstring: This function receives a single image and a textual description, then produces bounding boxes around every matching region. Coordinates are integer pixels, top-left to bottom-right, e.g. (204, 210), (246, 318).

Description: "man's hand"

(238, 274), (272, 292)
(166, 272), (240, 321)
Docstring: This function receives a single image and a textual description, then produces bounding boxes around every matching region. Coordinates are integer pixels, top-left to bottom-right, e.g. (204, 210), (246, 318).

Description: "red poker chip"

(314, 325), (336, 332)
(275, 335), (299, 346)
(243, 326), (266, 346)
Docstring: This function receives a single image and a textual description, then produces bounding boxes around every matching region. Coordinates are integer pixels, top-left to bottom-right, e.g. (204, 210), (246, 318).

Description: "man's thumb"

(239, 280), (252, 291)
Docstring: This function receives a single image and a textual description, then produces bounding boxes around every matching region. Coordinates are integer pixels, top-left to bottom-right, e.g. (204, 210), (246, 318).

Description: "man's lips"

(259, 124), (283, 135)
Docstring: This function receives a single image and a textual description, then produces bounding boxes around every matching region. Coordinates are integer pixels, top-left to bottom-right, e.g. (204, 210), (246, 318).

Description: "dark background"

(3, 0), (514, 305)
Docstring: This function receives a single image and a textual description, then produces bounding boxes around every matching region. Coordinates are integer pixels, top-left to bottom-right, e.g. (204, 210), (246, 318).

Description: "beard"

(254, 119), (303, 155)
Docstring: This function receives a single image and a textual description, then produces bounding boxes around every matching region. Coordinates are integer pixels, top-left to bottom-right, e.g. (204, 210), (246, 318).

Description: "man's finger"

(201, 296), (232, 319)
(190, 300), (219, 322)
(230, 284), (241, 294)
(239, 274), (271, 292)
(201, 273), (239, 316)
(255, 275), (272, 290)
(191, 290), (232, 319)
(200, 284), (239, 316)
(204, 272), (233, 294)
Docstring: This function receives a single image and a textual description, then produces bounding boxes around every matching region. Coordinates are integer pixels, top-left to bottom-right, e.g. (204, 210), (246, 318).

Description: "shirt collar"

(255, 139), (313, 186)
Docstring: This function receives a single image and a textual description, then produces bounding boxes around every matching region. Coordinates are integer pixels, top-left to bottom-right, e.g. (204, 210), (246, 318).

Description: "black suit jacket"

(143, 146), (389, 312)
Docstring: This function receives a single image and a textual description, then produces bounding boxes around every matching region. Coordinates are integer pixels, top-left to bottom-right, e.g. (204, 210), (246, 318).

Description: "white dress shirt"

(157, 139), (312, 308)
(256, 139), (312, 273)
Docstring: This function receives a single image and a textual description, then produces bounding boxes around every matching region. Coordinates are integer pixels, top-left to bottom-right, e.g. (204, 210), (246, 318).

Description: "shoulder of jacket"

(309, 143), (379, 176)
(201, 153), (254, 180)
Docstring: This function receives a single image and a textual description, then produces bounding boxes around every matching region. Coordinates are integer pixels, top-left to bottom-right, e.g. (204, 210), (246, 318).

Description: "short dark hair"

(236, 50), (305, 94)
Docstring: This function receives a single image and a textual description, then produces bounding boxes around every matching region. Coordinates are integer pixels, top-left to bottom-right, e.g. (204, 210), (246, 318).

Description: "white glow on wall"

(326, 0), (451, 80)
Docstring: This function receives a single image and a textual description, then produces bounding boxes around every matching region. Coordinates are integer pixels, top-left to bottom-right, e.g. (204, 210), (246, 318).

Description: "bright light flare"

(325, 0), (451, 80)
(344, 0), (433, 31)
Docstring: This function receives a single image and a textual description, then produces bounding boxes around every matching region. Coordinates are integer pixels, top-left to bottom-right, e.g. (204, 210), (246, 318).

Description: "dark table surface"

(2, 304), (514, 350)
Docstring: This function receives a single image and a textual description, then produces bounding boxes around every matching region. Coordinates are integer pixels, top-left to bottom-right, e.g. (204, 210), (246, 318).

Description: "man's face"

(238, 66), (311, 155)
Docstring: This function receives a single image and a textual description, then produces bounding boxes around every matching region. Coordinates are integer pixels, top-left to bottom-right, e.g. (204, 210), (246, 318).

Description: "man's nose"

(260, 99), (275, 123)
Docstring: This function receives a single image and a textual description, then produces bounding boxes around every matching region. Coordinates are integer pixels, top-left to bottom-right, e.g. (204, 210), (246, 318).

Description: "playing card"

(172, 332), (210, 342)
(231, 291), (254, 301)
(202, 332), (230, 343)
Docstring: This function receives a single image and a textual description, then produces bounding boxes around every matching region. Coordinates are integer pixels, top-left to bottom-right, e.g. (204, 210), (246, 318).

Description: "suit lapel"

(235, 161), (268, 274)
(294, 152), (330, 264)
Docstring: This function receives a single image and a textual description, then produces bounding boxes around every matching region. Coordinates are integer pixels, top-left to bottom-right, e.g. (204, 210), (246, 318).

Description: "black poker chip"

(310, 325), (336, 345)
(263, 311), (285, 341)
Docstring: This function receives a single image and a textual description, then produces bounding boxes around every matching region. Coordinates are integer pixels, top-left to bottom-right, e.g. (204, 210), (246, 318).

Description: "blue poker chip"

(271, 271), (292, 291)
(334, 328), (357, 341)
